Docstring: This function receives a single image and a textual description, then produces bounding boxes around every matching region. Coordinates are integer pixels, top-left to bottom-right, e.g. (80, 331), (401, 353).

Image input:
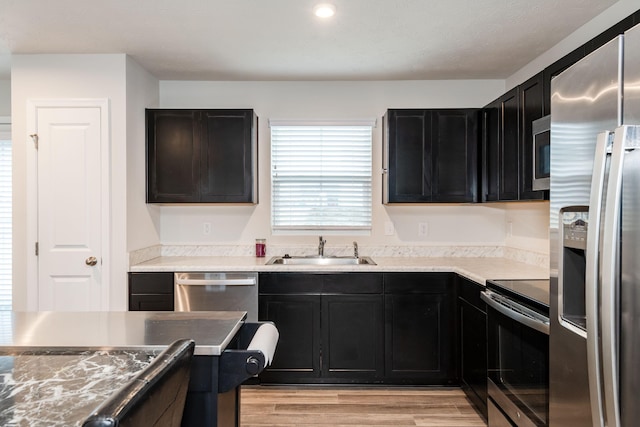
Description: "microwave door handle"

(600, 126), (635, 427)
(586, 131), (613, 427)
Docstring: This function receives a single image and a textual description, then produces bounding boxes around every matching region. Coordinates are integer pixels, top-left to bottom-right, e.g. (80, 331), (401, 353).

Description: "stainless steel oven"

(482, 279), (550, 427)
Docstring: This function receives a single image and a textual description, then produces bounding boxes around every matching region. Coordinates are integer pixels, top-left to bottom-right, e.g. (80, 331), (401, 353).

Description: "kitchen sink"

(265, 255), (376, 266)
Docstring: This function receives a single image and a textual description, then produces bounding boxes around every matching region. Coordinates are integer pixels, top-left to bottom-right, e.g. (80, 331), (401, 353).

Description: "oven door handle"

(481, 291), (549, 335)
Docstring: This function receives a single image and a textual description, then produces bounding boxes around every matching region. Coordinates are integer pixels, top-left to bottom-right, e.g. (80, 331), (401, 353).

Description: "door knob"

(85, 256), (98, 266)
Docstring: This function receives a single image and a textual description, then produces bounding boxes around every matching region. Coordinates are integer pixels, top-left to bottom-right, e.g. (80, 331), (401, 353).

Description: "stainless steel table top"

(0, 311), (247, 356)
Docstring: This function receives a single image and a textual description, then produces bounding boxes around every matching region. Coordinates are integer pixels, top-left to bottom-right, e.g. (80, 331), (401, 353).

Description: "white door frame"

(26, 99), (111, 311)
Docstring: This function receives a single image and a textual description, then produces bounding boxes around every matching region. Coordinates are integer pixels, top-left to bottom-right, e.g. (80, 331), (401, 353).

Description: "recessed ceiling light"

(314, 3), (336, 18)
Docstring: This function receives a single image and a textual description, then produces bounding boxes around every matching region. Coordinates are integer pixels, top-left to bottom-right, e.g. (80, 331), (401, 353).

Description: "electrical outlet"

(384, 221), (395, 235)
(203, 222), (211, 235)
(418, 222), (428, 237)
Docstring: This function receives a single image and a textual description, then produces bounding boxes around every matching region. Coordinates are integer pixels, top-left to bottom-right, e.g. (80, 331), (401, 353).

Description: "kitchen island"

(0, 311), (258, 427)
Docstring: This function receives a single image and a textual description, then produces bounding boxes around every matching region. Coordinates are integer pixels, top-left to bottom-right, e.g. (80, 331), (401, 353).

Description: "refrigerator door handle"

(600, 126), (640, 427)
(585, 131), (613, 427)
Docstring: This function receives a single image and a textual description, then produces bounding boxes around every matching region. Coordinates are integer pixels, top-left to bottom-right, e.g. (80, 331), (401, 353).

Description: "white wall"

(11, 54), (129, 311)
(159, 80), (513, 248)
(507, 0), (639, 89)
(125, 57), (160, 252)
(123, 57), (160, 309)
(0, 80), (10, 116)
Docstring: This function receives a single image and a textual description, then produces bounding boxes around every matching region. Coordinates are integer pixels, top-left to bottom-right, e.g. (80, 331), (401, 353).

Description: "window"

(0, 118), (10, 311)
(270, 121), (373, 232)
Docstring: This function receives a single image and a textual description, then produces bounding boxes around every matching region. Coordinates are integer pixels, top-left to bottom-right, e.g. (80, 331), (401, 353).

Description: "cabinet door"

(483, 101), (501, 202)
(458, 276), (487, 418)
(384, 273), (456, 384)
(519, 72), (546, 201)
(432, 109), (479, 202)
(322, 295), (384, 381)
(460, 298), (488, 417)
(499, 87), (520, 201)
(386, 109), (432, 202)
(258, 294), (321, 383)
(146, 110), (201, 203)
(201, 110), (256, 203)
(128, 272), (174, 311)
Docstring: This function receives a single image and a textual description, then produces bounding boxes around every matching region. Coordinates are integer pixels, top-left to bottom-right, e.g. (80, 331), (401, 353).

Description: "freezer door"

(624, 23), (640, 124)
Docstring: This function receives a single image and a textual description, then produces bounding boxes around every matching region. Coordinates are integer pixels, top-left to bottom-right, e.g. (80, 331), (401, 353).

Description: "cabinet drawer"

(384, 272), (452, 294)
(128, 272), (174, 294)
(259, 273), (324, 294)
(129, 294), (174, 311)
(323, 274), (383, 294)
(457, 276), (486, 311)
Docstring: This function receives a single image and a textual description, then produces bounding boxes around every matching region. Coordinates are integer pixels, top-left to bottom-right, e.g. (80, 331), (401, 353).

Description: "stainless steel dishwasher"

(174, 272), (258, 322)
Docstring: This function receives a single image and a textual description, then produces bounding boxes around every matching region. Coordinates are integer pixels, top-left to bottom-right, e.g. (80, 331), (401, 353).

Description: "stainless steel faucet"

(353, 241), (359, 258)
(318, 236), (326, 257)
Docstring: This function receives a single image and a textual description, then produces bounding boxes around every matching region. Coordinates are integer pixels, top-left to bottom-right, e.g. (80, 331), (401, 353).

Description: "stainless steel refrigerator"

(550, 22), (640, 427)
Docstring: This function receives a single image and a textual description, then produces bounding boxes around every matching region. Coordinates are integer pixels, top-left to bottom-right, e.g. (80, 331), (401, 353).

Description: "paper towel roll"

(247, 323), (279, 368)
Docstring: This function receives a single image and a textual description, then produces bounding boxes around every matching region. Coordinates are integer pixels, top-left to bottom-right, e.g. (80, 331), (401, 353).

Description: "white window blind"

(271, 123), (373, 231)
(0, 134), (11, 311)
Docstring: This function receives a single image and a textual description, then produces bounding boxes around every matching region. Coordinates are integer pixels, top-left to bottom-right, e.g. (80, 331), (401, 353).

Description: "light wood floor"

(241, 386), (487, 427)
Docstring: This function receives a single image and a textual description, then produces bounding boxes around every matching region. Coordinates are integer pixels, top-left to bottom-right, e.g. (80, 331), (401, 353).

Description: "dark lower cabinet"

(322, 295), (384, 381)
(258, 273), (383, 384)
(258, 294), (321, 383)
(259, 272), (457, 385)
(384, 273), (456, 384)
(128, 272), (174, 311)
(457, 276), (488, 419)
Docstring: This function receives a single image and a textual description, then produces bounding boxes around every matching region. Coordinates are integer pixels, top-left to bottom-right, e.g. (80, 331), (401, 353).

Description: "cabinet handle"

(85, 256), (98, 266)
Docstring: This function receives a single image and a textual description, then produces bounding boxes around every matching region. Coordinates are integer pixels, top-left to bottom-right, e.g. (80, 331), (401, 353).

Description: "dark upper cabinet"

(519, 72), (546, 201)
(483, 73), (549, 202)
(384, 109), (479, 203)
(146, 110), (201, 202)
(432, 110), (479, 202)
(146, 109), (257, 203)
(482, 88), (519, 201)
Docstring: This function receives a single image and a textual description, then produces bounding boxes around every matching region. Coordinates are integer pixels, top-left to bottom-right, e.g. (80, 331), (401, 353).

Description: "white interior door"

(35, 106), (105, 311)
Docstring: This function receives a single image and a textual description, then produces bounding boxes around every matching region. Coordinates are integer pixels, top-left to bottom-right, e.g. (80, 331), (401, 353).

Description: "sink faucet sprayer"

(318, 236), (326, 256)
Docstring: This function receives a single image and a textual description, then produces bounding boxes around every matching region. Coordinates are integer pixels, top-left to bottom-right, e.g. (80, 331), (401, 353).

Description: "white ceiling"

(0, 0), (618, 81)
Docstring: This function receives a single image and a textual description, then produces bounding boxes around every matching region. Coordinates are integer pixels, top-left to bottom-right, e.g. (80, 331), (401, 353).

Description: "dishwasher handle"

(175, 278), (256, 286)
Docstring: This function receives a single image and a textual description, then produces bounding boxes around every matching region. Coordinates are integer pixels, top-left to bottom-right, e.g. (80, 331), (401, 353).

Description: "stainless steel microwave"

(532, 115), (550, 191)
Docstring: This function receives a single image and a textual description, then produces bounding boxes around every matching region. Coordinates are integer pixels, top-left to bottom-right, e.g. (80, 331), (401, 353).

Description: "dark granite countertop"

(0, 350), (160, 427)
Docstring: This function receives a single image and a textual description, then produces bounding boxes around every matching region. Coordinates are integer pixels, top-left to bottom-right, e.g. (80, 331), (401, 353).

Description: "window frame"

(269, 119), (375, 234)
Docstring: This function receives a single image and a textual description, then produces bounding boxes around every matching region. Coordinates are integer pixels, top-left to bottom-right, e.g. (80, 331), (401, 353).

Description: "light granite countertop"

(130, 256), (549, 285)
